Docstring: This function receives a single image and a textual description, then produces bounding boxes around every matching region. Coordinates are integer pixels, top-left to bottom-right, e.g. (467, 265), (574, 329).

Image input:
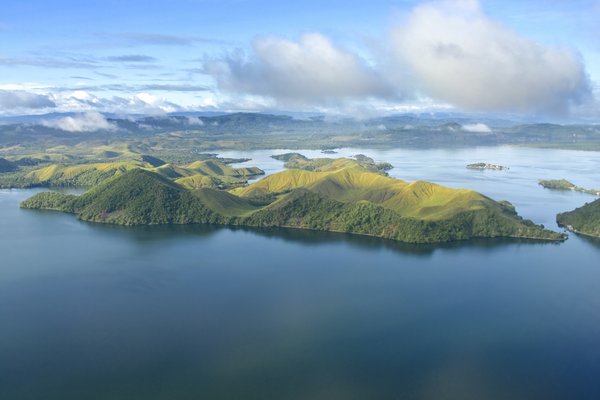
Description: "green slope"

(22, 169), (226, 225)
(233, 165), (504, 221)
(175, 160), (264, 189)
(24, 161), (140, 187)
(13, 157), (264, 189)
(557, 199), (600, 238)
(22, 165), (565, 243)
(191, 188), (261, 217)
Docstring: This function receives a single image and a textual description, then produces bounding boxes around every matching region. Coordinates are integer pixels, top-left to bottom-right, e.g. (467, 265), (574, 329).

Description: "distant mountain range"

(1, 111), (600, 153)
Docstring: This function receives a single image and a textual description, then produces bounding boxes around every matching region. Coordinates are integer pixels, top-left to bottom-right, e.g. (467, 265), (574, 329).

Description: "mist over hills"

(1, 111), (599, 152)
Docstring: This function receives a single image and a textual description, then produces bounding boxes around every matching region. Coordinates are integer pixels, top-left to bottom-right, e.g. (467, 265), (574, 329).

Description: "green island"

(20, 155), (565, 244)
(466, 163), (509, 171)
(557, 198), (600, 238)
(539, 179), (600, 196)
(272, 152), (393, 174)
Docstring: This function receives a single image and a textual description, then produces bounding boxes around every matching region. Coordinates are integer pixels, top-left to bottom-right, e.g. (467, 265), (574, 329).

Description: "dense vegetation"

(22, 160), (565, 243)
(557, 199), (600, 238)
(539, 179), (600, 196)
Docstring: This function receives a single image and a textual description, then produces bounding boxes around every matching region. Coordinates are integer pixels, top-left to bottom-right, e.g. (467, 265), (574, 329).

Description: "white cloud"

(205, 33), (395, 105)
(392, 0), (591, 114)
(462, 123), (491, 133)
(185, 116), (204, 125)
(49, 90), (183, 115)
(0, 90), (56, 110)
(41, 111), (116, 132)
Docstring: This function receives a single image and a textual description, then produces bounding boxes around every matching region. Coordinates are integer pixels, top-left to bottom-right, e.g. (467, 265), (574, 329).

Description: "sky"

(0, 0), (599, 120)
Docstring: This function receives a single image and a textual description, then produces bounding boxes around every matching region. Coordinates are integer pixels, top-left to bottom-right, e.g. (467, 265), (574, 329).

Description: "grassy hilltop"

(1, 152), (263, 189)
(21, 156), (565, 244)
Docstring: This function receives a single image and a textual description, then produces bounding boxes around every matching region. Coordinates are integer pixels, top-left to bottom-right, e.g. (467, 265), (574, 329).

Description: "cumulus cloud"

(205, 33), (395, 105)
(41, 111), (116, 132)
(462, 123), (491, 133)
(200, 1), (592, 115)
(0, 90), (56, 110)
(392, 0), (591, 114)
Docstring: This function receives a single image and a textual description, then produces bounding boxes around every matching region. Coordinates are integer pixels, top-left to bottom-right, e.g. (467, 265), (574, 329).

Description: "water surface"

(1, 147), (599, 400)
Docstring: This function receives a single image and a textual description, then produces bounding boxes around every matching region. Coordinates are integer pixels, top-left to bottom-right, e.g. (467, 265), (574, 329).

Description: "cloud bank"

(393, 0), (591, 114)
(462, 123), (492, 133)
(204, 0), (592, 115)
(41, 111), (116, 132)
(205, 33), (395, 105)
(0, 90), (56, 110)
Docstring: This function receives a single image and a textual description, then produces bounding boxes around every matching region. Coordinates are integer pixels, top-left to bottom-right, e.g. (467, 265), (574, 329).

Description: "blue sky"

(1, 0), (599, 118)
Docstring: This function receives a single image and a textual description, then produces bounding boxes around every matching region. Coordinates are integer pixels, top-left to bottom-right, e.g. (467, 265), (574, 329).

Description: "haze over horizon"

(1, 0), (599, 122)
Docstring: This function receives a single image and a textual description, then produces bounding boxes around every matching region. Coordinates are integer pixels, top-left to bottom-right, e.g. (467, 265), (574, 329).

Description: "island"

(557, 198), (600, 238)
(273, 153), (393, 174)
(539, 179), (600, 196)
(21, 156), (565, 244)
(466, 162), (509, 171)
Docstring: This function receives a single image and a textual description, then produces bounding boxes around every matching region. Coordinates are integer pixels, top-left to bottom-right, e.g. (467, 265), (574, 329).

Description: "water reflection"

(83, 219), (563, 257)
(574, 232), (600, 249)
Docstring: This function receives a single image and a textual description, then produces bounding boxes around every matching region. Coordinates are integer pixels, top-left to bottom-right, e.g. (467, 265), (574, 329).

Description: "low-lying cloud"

(0, 90), (56, 109)
(42, 111), (116, 132)
(462, 123), (492, 133)
(392, 0), (591, 114)
(205, 33), (395, 105)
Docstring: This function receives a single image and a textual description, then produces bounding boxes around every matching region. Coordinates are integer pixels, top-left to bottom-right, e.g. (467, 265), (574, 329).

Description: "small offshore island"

(539, 179), (600, 196)
(21, 154), (565, 244)
(467, 162), (509, 171)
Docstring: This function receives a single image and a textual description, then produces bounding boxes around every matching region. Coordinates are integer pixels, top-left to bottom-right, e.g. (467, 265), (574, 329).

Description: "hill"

(5, 156), (264, 189)
(557, 199), (600, 238)
(21, 169), (231, 225)
(0, 158), (18, 173)
(22, 162), (565, 243)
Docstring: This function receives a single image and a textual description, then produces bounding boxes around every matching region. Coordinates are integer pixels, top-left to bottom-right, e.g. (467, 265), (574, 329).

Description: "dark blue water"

(1, 147), (600, 399)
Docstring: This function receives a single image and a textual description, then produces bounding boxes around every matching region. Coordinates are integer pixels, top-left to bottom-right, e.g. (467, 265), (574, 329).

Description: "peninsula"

(21, 156), (565, 244)
(557, 198), (600, 238)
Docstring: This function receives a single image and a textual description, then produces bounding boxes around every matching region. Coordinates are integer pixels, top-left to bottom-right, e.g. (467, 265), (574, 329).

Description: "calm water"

(1, 147), (600, 400)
